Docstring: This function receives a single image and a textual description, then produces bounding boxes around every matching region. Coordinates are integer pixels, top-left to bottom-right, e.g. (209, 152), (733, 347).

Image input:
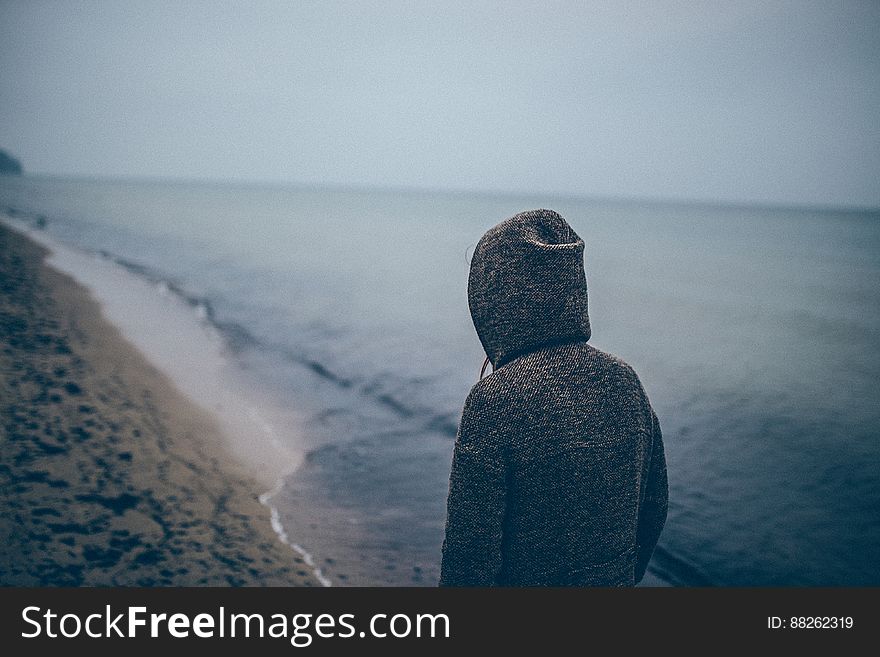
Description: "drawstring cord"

(479, 356), (493, 380)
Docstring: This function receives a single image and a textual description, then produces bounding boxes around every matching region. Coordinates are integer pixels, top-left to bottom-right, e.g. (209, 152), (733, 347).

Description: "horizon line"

(9, 170), (880, 215)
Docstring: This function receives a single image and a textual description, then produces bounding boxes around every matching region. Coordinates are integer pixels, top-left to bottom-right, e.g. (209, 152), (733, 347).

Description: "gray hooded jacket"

(439, 209), (667, 586)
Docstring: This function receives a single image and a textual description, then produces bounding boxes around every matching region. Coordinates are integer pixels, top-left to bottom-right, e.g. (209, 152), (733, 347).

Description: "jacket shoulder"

(591, 347), (647, 398)
(590, 347), (642, 382)
(462, 372), (511, 413)
(583, 345), (656, 425)
(454, 377), (511, 451)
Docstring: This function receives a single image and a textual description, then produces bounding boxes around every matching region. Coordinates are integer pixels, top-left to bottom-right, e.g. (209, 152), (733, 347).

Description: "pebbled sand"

(0, 224), (317, 586)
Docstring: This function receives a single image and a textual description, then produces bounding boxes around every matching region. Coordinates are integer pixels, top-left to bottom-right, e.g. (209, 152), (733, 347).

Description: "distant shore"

(0, 223), (317, 585)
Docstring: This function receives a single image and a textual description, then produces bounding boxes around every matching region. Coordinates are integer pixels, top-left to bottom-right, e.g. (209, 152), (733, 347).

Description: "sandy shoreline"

(0, 224), (318, 585)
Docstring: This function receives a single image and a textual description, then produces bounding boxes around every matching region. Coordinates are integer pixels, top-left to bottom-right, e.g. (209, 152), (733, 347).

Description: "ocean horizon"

(3, 173), (879, 586)
(15, 171), (880, 214)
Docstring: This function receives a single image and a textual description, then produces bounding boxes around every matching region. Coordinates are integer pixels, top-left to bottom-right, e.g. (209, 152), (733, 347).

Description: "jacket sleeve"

(635, 409), (668, 583)
(439, 388), (507, 586)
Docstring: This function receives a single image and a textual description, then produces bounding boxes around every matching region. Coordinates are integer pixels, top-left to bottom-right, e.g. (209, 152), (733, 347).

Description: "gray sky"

(1, 0), (878, 207)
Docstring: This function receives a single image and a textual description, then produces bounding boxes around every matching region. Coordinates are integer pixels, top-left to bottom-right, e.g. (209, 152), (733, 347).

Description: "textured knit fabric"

(439, 209), (668, 586)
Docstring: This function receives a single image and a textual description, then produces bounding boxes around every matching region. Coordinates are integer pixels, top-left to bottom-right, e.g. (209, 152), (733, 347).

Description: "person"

(439, 209), (667, 586)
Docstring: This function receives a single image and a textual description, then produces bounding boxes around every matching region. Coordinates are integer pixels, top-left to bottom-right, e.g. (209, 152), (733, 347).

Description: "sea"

(2, 175), (878, 586)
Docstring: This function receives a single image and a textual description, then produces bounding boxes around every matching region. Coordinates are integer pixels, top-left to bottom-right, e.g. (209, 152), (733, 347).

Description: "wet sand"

(0, 224), (318, 586)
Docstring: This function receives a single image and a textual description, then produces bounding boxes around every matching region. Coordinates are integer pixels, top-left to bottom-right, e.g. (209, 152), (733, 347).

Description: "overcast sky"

(1, 0), (878, 207)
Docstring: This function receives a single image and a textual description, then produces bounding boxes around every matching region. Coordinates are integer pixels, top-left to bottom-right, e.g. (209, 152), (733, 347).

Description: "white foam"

(2, 216), (331, 586)
(259, 481), (332, 587)
(248, 405), (332, 587)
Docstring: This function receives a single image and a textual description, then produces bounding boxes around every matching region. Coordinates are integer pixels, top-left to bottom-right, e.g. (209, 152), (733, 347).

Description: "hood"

(468, 209), (591, 368)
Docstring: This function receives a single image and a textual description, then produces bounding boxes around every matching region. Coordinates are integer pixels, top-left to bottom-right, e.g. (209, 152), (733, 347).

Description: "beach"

(0, 223), (318, 586)
(2, 176), (879, 586)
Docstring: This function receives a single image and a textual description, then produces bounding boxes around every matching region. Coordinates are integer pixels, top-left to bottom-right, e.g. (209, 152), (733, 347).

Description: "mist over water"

(3, 175), (878, 585)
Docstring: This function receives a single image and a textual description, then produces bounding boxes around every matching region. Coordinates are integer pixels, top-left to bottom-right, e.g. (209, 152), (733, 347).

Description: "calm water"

(2, 175), (879, 585)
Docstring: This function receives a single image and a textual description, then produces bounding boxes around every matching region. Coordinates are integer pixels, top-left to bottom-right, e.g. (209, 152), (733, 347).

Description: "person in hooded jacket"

(439, 209), (668, 587)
